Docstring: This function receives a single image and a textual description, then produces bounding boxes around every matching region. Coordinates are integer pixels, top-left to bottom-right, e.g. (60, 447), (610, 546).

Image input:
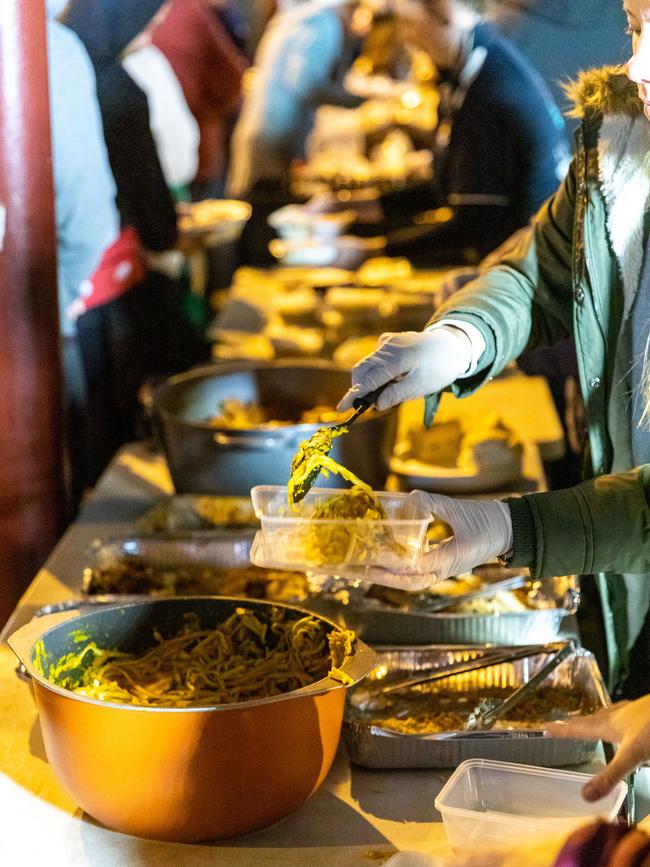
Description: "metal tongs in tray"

(417, 573), (529, 613)
(356, 641), (576, 738)
(366, 640), (571, 699)
(465, 641), (575, 732)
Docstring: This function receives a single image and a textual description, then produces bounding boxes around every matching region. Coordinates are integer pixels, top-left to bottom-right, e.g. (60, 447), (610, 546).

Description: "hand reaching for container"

(547, 695), (650, 802)
(338, 328), (474, 413)
(362, 490), (513, 591)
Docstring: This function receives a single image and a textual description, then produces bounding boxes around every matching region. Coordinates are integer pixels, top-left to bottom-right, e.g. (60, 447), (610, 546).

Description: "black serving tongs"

(289, 383), (388, 504)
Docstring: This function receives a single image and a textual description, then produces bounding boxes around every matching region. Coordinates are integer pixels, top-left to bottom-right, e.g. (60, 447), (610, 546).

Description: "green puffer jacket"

(429, 67), (650, 691)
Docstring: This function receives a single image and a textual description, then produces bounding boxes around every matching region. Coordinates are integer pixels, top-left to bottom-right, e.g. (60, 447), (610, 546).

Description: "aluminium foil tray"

(343, 645), (607, 769)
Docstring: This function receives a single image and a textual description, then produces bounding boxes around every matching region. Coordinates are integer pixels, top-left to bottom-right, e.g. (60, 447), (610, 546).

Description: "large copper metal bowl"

(9, 597), (374, 842)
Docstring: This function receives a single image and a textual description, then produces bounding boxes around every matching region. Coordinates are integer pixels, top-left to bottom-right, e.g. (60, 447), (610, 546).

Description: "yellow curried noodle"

(301, 487), (406, 567)
(46, 608), (356, 707)
(287, 425), (370, 507)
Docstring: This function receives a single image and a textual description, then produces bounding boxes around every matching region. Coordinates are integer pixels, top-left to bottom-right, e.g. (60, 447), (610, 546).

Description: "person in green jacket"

(339, 0), (650, 696)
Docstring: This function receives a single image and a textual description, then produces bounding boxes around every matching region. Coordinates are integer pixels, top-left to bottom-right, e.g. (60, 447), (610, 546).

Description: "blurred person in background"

(487, 0), (628, 133)
(121, 10), (200, 193)
(46, 0), (120, 506)
(308, 0), (569, 269)
(152, 0), (249, 198)
(228, 0), (373, 266)
(62, 0), (206, 482)
(64, 0), (178, 260)
(227, 0), (367, 201)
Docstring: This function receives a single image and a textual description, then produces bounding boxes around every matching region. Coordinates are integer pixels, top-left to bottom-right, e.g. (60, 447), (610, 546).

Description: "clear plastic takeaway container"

(435, 759), (628, 852)
(250, 485), (432, 578)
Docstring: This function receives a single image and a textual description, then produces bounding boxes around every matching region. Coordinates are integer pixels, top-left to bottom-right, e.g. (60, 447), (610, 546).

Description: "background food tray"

(343, 645), (608, 769)
(81, 540), (576, 648)
(311, 600), (567, 645)
(84, 535), (255, 583)
(136, 495), (258, 534)
(79, 533), (313, 604)
(309, 567), (578, 645)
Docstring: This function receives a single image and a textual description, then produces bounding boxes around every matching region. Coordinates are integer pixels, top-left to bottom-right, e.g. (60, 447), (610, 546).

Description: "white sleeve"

(122, 45), (200, 189)
(427, 319), (487, 377)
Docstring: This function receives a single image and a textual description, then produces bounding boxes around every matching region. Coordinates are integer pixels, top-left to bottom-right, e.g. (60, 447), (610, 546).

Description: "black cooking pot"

(153, 360), (397, 495)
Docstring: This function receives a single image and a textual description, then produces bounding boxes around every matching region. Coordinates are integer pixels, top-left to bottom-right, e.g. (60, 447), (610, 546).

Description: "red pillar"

(0, 0), (66, 625)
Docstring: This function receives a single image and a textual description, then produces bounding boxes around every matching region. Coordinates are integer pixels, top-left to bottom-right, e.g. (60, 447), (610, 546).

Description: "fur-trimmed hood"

(565, 67), (650, 319)
(565, 66), (643, 119)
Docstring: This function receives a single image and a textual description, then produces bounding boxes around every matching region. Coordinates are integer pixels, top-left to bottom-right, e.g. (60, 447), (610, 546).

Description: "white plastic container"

(435, 759), (627, 852)
(250, 485), (433, 578)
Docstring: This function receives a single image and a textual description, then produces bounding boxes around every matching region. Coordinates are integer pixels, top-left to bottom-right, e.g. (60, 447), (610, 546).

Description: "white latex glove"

(547, 695), (650, 802)
(338, 328), (473, 413)
(363, 490), (513, 591)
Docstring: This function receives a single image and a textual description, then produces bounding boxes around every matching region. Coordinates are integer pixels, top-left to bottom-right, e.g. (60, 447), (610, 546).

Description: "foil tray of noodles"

(344, 644), (608, 769)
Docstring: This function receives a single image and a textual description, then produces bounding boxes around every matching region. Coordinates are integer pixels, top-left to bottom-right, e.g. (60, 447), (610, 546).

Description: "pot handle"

(213, 431), (302, 449)
(7, 608), (81, 670)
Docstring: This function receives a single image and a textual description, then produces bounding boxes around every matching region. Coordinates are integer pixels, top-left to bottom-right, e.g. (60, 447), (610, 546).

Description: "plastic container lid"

(434, 758), (628, 852)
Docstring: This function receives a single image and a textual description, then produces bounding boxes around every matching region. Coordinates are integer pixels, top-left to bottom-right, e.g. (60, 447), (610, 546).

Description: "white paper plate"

(390, 449), (522, 494)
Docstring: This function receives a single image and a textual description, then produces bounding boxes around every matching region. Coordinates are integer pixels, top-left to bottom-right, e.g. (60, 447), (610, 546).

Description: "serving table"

(0, 444), (455, 867)
(0, 435), (643, 867)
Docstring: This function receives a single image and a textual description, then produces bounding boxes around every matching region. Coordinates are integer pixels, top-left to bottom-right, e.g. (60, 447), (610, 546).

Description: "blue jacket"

(47, 19), (119, 335)
(488, 0), (628, 123)
(383, 22), (569, 267)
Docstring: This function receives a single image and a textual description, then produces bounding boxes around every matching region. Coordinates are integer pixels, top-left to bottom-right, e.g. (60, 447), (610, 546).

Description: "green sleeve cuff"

(505, 497), (537, 568)
(517, 486), (592, 578)
(513, 469), (650, 578)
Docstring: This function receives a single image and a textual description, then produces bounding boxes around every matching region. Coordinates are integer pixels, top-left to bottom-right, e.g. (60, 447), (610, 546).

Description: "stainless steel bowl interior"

(152, 361), (397, 494)
(154, 360), (376, 430)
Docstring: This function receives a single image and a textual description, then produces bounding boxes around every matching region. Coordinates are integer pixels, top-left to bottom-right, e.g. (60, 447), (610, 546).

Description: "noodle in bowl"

(8, 597), (374, 842)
